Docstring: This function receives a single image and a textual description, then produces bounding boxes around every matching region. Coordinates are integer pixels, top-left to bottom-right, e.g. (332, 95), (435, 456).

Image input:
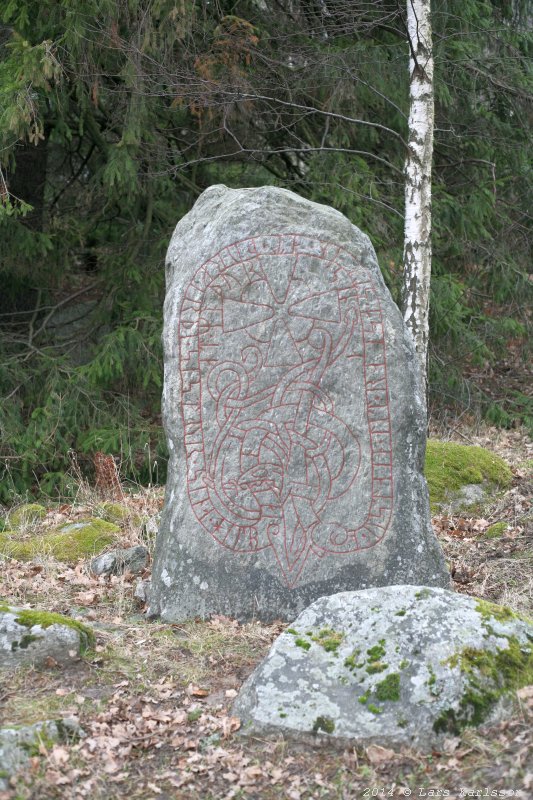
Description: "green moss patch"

(366, 661), (388, 675)
(435, 634), (533, 735)
(312, 628), (344, 653)
(375, 673), (401, 702)
(483, 522), (508, 539)
(95, 502), (142, 527)
(13, 609), (94, 653)
(474, 598), (529, 625)
(425, 440), (512, 510)
(9, 504), (46, 529)
(312, 715), (335, 734)
(288, 627), (344, 653)
(366, 642), (386, 662)
(344, 649), (363, 671)
(358, 672), (402, 713)
(0, 518), (119, 562)
(427, 664), (440, 696)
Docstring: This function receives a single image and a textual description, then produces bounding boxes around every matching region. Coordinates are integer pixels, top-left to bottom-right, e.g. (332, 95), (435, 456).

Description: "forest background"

(1, 0), (531, 501)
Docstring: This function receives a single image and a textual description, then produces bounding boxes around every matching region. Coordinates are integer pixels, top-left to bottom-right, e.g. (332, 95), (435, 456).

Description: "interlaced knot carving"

(179, 234), (393, 587)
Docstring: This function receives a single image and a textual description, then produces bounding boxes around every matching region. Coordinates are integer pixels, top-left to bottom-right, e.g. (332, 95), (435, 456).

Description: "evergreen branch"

(83, 109), (110, 157)
(463, 62), (533, 102)
(32, 281), (104, 341)
(226, 92), (407, 146)
(178, 142), (405, 177)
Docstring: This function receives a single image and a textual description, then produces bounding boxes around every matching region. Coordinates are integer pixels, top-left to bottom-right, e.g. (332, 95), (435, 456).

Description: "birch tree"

(402, 0), (434, 391)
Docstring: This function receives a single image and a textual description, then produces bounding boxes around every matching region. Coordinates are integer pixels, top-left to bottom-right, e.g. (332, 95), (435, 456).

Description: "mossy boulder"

(425, 440), (513, 511)
(0, 605), (95, 668)
(0, 718), (84, 791)
(0, 518), (119, 563)
(233, 586), (532, 750)
(8, 504), (47, 529)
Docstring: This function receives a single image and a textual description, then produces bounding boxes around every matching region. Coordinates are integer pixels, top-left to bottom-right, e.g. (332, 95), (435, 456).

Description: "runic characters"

(179, 234), (393, 586)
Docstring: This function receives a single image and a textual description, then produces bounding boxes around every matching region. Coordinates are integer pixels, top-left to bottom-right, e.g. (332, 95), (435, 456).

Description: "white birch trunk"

(402, 0), (434, 393)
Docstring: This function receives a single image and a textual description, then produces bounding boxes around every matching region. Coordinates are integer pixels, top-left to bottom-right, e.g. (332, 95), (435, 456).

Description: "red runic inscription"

(178, 234), (393, 586)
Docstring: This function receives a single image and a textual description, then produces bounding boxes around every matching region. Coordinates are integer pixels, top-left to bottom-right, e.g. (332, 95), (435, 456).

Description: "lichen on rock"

(233, 586), (532, 749)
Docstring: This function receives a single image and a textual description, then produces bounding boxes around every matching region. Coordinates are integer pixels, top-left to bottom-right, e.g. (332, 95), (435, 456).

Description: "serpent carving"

(178, 234), (393, 586)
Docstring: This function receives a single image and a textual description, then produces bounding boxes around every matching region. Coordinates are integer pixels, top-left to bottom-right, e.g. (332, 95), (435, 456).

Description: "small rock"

(0, 717), (84, 790)
(90, 545), (149, 576)
(445, 483), (487, 513)
(233, 586), (533, 750)
(0, 606), (94, 668)
(134, 578), (151, 603)
(89, 551), (116, 575)
(142, 513), (160, 539)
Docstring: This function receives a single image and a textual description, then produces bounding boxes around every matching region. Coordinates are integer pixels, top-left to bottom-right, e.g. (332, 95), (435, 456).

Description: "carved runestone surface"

(148, 186), (449, 622)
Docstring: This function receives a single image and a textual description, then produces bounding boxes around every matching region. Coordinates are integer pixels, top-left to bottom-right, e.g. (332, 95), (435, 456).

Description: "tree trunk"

(402, 0), (434, 394)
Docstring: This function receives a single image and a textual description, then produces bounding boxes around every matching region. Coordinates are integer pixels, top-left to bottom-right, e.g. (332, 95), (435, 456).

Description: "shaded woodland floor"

(0, 424), (531, 800)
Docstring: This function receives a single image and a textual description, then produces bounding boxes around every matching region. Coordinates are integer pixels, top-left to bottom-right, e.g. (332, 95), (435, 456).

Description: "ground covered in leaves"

(1, 426), (532, 800)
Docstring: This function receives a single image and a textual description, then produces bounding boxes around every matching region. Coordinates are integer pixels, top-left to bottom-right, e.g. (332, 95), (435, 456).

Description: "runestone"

(149, 186), (449, 622)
